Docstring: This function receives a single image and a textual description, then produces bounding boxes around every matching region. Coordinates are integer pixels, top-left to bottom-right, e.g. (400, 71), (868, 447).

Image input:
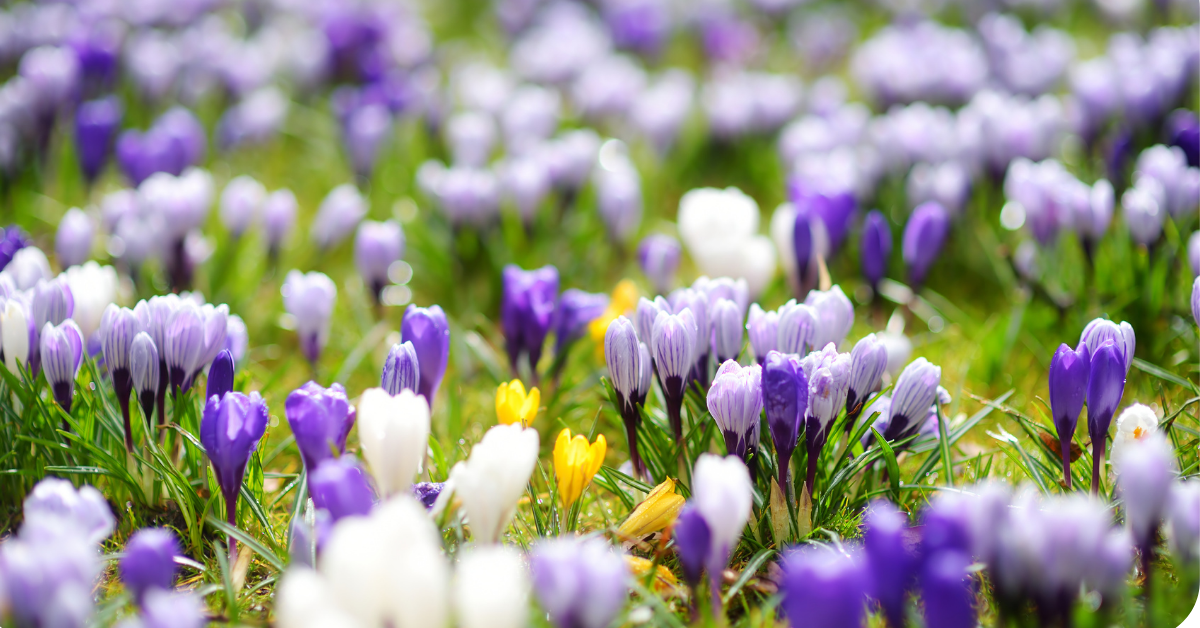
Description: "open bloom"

(553, 429), (606, 508)
(358, 388), (430, 497)
(618, 478), (685, 539)
(449, 423), (540, 543)
(496, 379), (540, 427)
(707, 360), (763, 464)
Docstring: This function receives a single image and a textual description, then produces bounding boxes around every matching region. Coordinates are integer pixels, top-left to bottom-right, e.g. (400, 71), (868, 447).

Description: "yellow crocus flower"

(553, 428), (606, 508)
(625, 555), (680, 595)
(589, 279), (640, 359)
(496, 380), (540, 427)
(618, 478), (686, 539)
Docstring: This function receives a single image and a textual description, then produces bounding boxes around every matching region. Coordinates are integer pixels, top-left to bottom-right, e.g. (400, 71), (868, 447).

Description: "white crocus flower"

(455, 545), (529, 628)
(448, 423), (540, 544)
(2, 299), (32, 371)
(691, 454), (753, 572)
(1109, 403), (1160, 472)
(63, 262), (118, 342)
(678, 187), (777, 298)
(357, 388), (431, 496)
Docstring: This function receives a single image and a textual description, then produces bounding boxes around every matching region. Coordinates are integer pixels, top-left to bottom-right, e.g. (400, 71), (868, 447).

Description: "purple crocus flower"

(55, 208), (93, 268)
(792, 207), (816, 292)
(354, 220), (405, 303)
(801, 344), (852, 495)
(1168, 109), (1200, 168)
(707, 360), (763, 466)
(637, 234), (681, 295)
(31, 277), (74, 331)
(921, 551), (975, 628)
(341, 103), (391, 183)
(282, 271), (337, 366)
(500, 264), (559, 380)
(381, 341), (420, 396)
(606, 316), (647, 479)
(200, 391), (269, 555)
(792, 185), (856, 257)
(746, 304), (779, 365)
(882, 358), (942, 443)
(40, 320), (84, 415)
(119, 528), (181, 605)
(285, 381), (354, 475)
(400, 304), (450, 406)
(1049, 343), (1090, 489)
(1078, 318), (1135, 375)
(902, 202), (950, 290)
(205, 350), (235, 405)
(780, 546), (868, 628)
(652, 308), (698, 443)
(530, 537), (628, 628)
(763, 350), (807, 496)
(846, 334), (887, 430)
(1086, 341), (1126, 494)
(552, 289), (608, 358)
(672, 505), (712, 593)
(864, 500), (918, 628)
(412, 482), (445, 510)
(0, 225), (30, 271)
(262, 189), (297, 258)
(130, 331), (159, 426)
(861, 210), (892, 289)
(74, 97), (122, 185)
(102, 305), (139, 450)
(309, 456), (376, 521)
(1194, 277), (1200, 328)
(311, 184), (367, 250)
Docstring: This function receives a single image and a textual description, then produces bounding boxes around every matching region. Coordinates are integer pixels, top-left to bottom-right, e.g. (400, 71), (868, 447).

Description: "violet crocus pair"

(501, 264), (559, 382)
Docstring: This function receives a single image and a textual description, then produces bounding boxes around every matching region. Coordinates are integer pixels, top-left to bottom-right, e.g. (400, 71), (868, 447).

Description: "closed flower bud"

(553, 428), (606, 508)
(777, 300), (818, 355)
(130, 332), (159, 422)
(1167, 481), (1200, 566)
(262, 189), (297, 255)
(2, 299), (35, 372)
(381, 341), (420, 395)
(219, 176), (266, 237)
(672, 505), (712, 589)
(119, 528), (181, 605)
(200, 391), (269, 546)
(449, 424), (539, 543)
(401, 304), (451, 406)
(921, 551), (975, 628)
(635, 296), (668, 346)
(225, 315), (247, 364)
(309, 456), (376, 521)
(618, 478), (685, 539)
(604, 316), (642, 416)
(653, 308), (697, 442)
(31, 277), (74, 331)
(531, 537), (628, 628)
(746, 303), (779, 364)
(902, 201), (950, 289)
(74, 97), (122, 185)
(763, 350), (806, 494)
(1079, 318), (1135, 374)
(140, 590), (205, 628)
(455, 546), (530, 628)
(553, 289), (608, 358)
(495, 379), (540, 427)
(883, 358), (942, 442)
(692, 454), (752, 574)
(846, 334), (888, 423)
(637, 234), (681, 295)
(55, 208), (93, 268)
(801, 344), (852, 433)
(1122, 181), (1163, 246)
(101, 304), (139, 446)
(358, 388), (430, 497)
(595, 156), (643, 243)
(861, 210), (892, 287)
(6, 247), (52, 290)
(1049, 342), (1090, 488)
(864, 501), (918, 628)
(354, 220), (405, 303)
(205, 350), (235, 404)
(1193, 277), (1200, 328)
(311, 184), (367, 250)
(1086, 340), (1126, 491)
(710, 298), (744, 364)
(286, 381), (354, 475)
(41, 320), (84, 413)
(668, 288), (710, 384)
(282, 271), (336, 366)
(162, 302), (204, 391)
(501, 264), (559, 378)
(707, 360), (763, 464)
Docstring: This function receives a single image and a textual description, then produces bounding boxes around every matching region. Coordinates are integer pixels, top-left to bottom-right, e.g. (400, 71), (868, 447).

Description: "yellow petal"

(625, 555), (679, 594)
(611, 279), (639, 314)
(618, 478), (685, 538)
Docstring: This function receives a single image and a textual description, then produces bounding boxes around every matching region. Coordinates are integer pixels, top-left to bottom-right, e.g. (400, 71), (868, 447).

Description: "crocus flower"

(552, 289), (608, 359)
(846, 334), (887, 430)
(139, 590), (206, 628)
(1166, 481), (1200, 567)
(692, 454), (752, 604)
(74, 97), (122, 185)
(263, 189), (297, 257)
(162, 302), (204, 393)
(225, 315), (248, 364)
(1079, 318), (1135, 374)
(530, 537), (628, 628)
(496, 379), (540, 427)
(1116, 434), (1175, 578)
(130, 332), (159, 426)
(285, 382), (355, 475)
(310, 456), (376, 521)
(652, 308), (698, 443)
(0, 225), (29, 272)
(448, 423), (540, 543)
(22, 476), (115, 544)
(637, 234), (681, 295)
(805, 285), (854, 350)
(777, 300), (818, 355)
(282, 271), (337, 366)
(41, 320), (83, 415)
(1049, 343), (1090, 489)
(882, 358), (943, 442)
(1, 299), (35, 372)
(501, 264), (559, 380)
(668, 288), (710, 386)
(55, 208), (93, 268)
(707, 360), (763, 467)
(861, 210), (892, 289)
(801, 344), (852, 495)
(553, 428), (606, 508)
(672, 505), (712, 593)
(102, 305), (139, 449)
(205, 350), (235, 404)
(64, 262), (117, 346)
(401, 304), (451, 406)
(780, 546), (868, 628)
(864, 501), (918, 628)
(618, 478), (685, 539)
(200, 391), (269, 553)
(677, 187), (778, 298)
(1086, 341), (1126, 494)
(381, 341), (420, 395)
(219, 176), (266, 237)
(311, 184), (367, 250)
(357, 388), (430, 497)
(921, 551), (975, 628)
(605, 316), (647, 478)
(902, 201), (950, 290)
(413, 482), (445, 510)
(710, 298), (744, 364)
(1109, 403), (1159, 472)
(6, 247), (52, 290)
(354, 220), (405, 303)
(456, 546), (530, 628)
(746, 303), (779, 364)
(763, 350), (807, 497)
(31, 277), (74, 331)
(119, 528), (181, 605)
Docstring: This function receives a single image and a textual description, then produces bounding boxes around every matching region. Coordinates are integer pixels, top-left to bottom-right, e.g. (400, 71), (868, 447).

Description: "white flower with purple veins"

(881, 357), (942, 442)
(846, 333), (888, 416)
(776, 300), (818, 355)
(801, 343), (852, 431)
(804, 285), (854, 350)
(311, 184), (367, 250)
(1078, 317), (1135, 374)
(635, 296), (669, 345)
(710, 298), (744, 364)
(219, 175), (267, 237)
(282, 271), (337, 366)
(706, 361), (763, 462)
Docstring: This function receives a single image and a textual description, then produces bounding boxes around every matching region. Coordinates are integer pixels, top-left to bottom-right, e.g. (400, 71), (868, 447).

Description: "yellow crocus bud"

(553, 429), (606, 508)
(625, 555), (680, 594)
(495, 380), (540, 427)
(610, 279), (638, 315)
(618, 478), (685, 539)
